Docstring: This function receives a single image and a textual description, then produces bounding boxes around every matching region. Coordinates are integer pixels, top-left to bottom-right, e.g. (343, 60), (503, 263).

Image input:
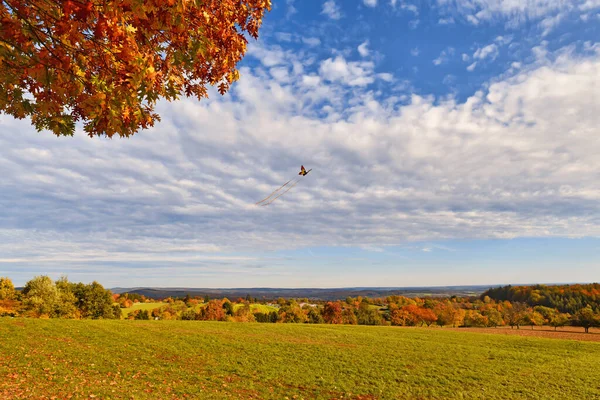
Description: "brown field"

(448, 325), (600, 342)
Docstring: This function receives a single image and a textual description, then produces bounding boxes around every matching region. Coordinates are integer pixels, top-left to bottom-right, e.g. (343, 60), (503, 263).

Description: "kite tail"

(255, 179), (293, 205)
(260, 179), (300, 206)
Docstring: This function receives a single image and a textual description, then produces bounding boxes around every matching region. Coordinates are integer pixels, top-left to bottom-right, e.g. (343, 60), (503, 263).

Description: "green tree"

(549, 312), (570, 331)
(22, 275), (59, 317)
(181, 309), (197, 320)
(278, 300), (306, 323)
(77, 281), (118, 319)
(357, 302), (383, 325)
(306, 308), (324, 324)
(484, 308), (504, 328)
(54, 276), (78, 318)
(573, 306), (599, 333)
(137, 310), (150, 320)
(222, 300), (234, 316)
(524, 311), (545, 330)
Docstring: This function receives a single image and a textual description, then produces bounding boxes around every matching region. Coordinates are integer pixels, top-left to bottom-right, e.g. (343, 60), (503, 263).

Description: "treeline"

(482, 284), (600, 313)
(0, 276), (120, 319)
(125, 293), (600, 333)
(2, 277), (600, 332)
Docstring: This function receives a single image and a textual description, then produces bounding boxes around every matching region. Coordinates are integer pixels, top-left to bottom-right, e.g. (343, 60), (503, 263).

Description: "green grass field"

(1, 319), (599, 399)
(120, 302), (165, 317)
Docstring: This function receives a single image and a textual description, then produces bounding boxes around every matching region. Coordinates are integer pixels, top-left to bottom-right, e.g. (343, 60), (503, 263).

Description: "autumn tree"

(504, 302), (528, 329)
(416, 307), (437, 327)
(434, 302), (454, 327)
(199, 299), (226, 321)
(389, 304), (409, 326)
(278, 300), (307, 323)
(0, 277), (19, 316)
(0, 0), (271, 137)
(234, 303), (256, 322)
(463, 310), (488, 328)
(0, 277), (16, 300)
(322, 301), (343, 324)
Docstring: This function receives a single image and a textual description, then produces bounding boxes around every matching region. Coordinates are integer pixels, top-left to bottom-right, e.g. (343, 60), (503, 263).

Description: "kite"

(256, 165), (312, 206)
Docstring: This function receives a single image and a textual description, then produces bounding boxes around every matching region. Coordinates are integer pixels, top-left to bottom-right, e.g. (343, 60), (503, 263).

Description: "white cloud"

(494, 35), (513, 45)
(433, 47), (455, 66)
(377, 72), (394, 82)
(438, 17), (455, 24)
(390, 0), (419, 15)
(286, 0), (297, 18)
(319, 56), (377, 86)
(275, 32), (293, 42)
(1, 41), (600, 285)
(580, 0), (600, 10)
(473, 43), (499, 61)
(462, 53), (470, 62)
(411, 47), (420, 56)
(322, 0), (342, 19)
(358, 41), (370, 57)
(402, 4), (419, 15)
(364, 0), (378, 7)
(436, 0), (582, 25)
(302, 37), (322, 47)
(539, 12), (566, 36)
(466, 61), (477, 71)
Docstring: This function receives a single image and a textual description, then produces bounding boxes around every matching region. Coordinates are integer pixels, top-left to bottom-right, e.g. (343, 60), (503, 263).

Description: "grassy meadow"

(1, 318), (599, 399)
(120, 302), (165, 317)
(232, 303), (279, 313)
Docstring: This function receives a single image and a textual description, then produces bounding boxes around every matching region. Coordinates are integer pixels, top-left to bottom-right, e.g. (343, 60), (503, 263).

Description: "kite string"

(260, 178), (300, 206)
(255, 179), (293, 205)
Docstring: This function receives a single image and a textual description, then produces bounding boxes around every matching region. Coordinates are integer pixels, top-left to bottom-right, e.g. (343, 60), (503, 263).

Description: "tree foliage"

(0, 277), (16, 300)
(20, 275), (119, 319)
(22, 275), (59, 317)
(6, 277), (600, 333)
(0, 0), (271, 137)
(483, 284), (600, 314)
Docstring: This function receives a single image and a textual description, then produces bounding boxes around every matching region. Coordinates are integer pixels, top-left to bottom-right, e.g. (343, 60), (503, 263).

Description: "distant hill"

(109, 285), (498, 300)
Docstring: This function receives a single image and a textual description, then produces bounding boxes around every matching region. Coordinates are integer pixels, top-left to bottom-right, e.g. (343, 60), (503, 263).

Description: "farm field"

(1, 319), (599, 399)
(446, 326), (600, 342)
(119, 302), (164, 317)
(232, 303), (279, 313)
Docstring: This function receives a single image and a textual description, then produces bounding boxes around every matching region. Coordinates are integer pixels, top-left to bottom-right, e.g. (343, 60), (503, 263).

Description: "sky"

(1, 0), (600, 288)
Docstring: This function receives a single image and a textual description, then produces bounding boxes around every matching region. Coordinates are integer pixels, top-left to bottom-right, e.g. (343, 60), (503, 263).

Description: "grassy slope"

(120, 302), (165, 317)
(233, 303), (279, 313)
(0, 319), (599, 399)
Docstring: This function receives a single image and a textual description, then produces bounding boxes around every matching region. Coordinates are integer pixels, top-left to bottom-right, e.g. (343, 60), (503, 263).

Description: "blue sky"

(1, 0), (600, 287)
